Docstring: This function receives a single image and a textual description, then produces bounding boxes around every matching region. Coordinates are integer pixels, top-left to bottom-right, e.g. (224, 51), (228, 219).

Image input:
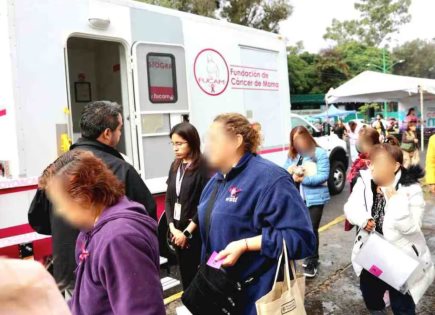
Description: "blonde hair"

(214, 113), (262, 153)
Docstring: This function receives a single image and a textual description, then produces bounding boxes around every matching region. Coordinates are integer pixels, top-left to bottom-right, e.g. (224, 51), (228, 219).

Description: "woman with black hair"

(344, 144), (434, 314)
(405, 107), (418, 124)
(165, 122), (210, 289)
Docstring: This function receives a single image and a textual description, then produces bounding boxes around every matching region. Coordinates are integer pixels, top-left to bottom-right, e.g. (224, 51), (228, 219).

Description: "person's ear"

(102, 128), (111, 140)
(394, 162), (401, 173)
(235, 134), (244, 151)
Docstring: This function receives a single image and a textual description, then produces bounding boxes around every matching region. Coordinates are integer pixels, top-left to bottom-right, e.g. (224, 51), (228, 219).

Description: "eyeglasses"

(170, 141), (188, 148)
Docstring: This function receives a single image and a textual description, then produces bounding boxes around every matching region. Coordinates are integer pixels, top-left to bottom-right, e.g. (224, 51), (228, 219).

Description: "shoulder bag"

(182, 183), (274, 315)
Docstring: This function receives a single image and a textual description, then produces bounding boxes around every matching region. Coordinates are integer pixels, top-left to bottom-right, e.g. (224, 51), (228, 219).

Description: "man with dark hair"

(72, 101), (156, 217)
(28, 100), (156, 295)
(79, 101), (123, 144)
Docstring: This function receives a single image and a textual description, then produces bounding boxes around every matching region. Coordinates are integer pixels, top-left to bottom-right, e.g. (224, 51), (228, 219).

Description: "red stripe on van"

(0, 224), (35, 239)
(0, 224), (52, 261)
(258, 146), (289, 155)
(0, 184), (38, 195)
(0, 109), (6, 117)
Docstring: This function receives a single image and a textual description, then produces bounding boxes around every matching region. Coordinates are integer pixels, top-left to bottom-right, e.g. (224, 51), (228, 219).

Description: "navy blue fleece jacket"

(198, 153), (315, 315)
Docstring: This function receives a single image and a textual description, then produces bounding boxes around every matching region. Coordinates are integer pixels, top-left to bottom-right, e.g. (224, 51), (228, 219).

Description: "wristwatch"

(183, 230), (193, 239)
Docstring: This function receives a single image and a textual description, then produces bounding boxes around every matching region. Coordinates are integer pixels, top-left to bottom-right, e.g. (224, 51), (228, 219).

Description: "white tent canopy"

(326, 71), (435, 104)
(325, 71), (435, 149)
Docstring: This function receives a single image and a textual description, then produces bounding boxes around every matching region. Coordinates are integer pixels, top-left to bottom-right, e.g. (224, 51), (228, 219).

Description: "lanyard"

(175, 162), (190, 200)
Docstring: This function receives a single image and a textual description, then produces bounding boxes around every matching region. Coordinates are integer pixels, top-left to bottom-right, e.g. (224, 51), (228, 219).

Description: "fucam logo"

(194, 48), (229, 96)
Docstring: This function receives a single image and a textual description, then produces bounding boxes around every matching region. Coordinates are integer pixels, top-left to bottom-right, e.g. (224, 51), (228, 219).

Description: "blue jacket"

(284, 147), (330, 207)
(198, 153), (315, 315)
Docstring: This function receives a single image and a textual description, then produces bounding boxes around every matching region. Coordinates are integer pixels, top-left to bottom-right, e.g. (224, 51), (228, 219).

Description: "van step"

(161, 276), (180, 291)
(159, 256), (168, 265)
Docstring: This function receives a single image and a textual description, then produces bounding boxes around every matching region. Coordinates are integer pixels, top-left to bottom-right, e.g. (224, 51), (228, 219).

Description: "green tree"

(287, 41), (386, 94)
(221, 0), (293, 33)
(138, 0), (217, 17)
(336, 41), (384, 74)
(138, 0), (177, 9)
(392, 39), (435, 79)
(287, 42), (319, 94)
(358, 103), (381, 120)
(138, 0), (292, 32)
(324, 0), (411, 46)
(314, 48), (350, 93)
(178, 0), (217, 16)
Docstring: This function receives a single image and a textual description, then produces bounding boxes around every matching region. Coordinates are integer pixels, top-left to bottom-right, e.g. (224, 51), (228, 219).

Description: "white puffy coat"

(344, 169), (434, 304)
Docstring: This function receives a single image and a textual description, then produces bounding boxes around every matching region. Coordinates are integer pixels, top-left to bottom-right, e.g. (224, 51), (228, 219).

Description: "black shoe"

(302, 260), (318, 268)
(304, 263), (318, 278)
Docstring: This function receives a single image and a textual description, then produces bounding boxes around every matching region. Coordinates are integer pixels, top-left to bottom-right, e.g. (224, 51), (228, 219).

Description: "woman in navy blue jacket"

(284, 126), (330, 278)
(198, 113), (315, 315)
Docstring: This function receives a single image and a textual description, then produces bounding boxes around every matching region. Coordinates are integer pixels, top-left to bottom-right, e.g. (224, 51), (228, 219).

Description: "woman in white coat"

(344, 144), (434, 315)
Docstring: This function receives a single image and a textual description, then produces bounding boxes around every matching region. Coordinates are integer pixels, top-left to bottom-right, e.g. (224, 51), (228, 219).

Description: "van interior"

(66, 37), (130, 156)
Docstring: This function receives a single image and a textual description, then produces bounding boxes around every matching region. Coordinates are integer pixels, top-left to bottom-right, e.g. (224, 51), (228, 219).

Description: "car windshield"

(291, 116), (319, 134)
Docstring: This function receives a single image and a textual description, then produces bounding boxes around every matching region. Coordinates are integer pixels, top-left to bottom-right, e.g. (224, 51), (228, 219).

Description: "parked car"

(290, 114), (349, 195)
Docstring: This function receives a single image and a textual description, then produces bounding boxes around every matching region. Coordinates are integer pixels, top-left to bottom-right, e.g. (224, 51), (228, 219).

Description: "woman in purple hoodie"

(40, 150), (165, 315)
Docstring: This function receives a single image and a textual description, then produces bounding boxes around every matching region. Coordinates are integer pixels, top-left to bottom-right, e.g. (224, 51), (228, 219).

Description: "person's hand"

(364, 219), (376, 232)
(414, 138), (418, 143)
(215, 240), (247, 267)
(171, 229), (188, 249)
(293, 173), (304, 183)
(430, 184), (435, 194)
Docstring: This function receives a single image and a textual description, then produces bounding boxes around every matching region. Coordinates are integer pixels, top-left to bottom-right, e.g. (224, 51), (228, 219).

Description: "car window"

(291, 117), (315, 134)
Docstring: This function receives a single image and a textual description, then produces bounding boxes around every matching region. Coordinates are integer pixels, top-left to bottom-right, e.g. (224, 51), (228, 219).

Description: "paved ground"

(163, 184), (435, 314)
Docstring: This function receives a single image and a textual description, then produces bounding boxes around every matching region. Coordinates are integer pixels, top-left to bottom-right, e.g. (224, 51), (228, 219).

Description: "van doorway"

(66, 37), (132, 158)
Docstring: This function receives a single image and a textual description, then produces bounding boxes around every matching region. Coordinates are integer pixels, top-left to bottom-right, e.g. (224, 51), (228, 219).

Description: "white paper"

(176, 306), (192, 315)
(302, 161), (317, 177)
(174, 203), (181, 221)
(354, 232), (421, 292)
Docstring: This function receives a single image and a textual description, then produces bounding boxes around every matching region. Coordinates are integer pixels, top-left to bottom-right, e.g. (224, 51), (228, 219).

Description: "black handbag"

(28, 189), (52, 235)
(182, 183), (273, 315)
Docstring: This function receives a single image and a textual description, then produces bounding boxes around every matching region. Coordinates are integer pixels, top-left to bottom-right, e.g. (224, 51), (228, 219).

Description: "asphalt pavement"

(163, 184), (435, 315)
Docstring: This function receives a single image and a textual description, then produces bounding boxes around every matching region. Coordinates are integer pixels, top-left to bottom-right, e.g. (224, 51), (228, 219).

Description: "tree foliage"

(138, 0), (216, 17)
(221, 0), (293, 33)
(138, 0), (292, 32)
(324, 0), (411, 46)
(392, 39), (435, 79)
(288, 41), (385, 94)
(287, 42), (319, 94)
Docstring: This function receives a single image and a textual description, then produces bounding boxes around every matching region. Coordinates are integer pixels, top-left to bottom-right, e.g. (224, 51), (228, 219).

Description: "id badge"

(174, 202), (182, 221)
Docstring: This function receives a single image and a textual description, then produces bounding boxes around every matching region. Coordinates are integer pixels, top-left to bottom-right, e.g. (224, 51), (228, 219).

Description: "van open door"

(131, 42), (189, 194)
(64, 36), (134, 159)
(131, 42), (189, 262)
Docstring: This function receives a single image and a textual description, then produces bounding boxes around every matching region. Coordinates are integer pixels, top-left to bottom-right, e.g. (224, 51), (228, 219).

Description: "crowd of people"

(0, 100), (433, 315)
(325, 108), (423, 171)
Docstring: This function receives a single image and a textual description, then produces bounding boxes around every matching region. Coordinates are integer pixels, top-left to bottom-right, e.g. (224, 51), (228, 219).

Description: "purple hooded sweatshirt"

(70, 197), (165, 315)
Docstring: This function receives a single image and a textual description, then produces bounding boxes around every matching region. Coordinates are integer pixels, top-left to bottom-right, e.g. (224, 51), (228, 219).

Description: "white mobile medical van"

(0, 0), (291, 264)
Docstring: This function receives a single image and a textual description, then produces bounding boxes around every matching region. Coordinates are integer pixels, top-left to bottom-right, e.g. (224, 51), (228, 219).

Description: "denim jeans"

(360, 270), (416, 315)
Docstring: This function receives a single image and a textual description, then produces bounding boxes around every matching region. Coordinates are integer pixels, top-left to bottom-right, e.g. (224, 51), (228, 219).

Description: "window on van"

(147, 53), (178, 103)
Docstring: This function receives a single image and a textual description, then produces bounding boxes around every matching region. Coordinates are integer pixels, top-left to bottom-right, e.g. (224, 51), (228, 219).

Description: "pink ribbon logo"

(79, 243), (89, 262)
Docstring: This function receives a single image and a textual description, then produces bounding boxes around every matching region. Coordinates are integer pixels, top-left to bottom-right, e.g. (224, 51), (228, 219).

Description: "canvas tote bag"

(256, 240), (306, 315)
